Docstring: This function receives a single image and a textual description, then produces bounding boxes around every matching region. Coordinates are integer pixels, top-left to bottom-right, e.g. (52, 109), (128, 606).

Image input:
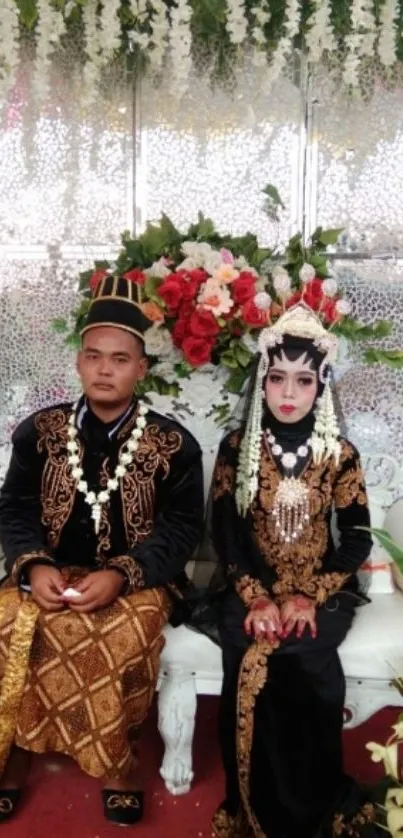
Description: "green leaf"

(65, 333), (80, 349)
(308, 253), (328, 274)
(335, 318), (393, 342)
(250, 247), (273, 269)
(220, 350), (239, 369)
(364, 348), (403, 368)
(262, 184), (285, 209)
(318, 228), (344, 246)
(234, 341), (254, 368)
(16, 0), (38, 29)
(194, 213), (216, 239)
(206, 403), (232, 426)
(174, 361), (193, 378)
(52, 317), (68, 333)
(310, 226), (323, 244)
(357, 527), (403, 570)
(144, 275), (164, 304)
(135, 375), (180, 397)
(225, 365), (252, 394)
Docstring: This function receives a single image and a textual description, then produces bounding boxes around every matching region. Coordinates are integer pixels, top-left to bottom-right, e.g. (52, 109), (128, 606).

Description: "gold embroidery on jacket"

(213, 458), (236, 500)
(12, 551), (55, 583)
(234, 575), (268, 607)
(106, 555), (145, 591)
(95, 457), (112, 563)
(35, 408), (78, 549)
(333, 458), (368, 509)
(251, 440), (366, 604)
(120, 424), (182, 549)
(236, 641), (278, 837)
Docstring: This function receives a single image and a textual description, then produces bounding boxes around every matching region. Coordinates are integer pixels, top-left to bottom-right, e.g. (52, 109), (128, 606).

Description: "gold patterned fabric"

(234, 575), (269, 608)
(34, 406), (182, 565)
(11, 551), (55, 584)
(0, 573), (171, 779)
(212, 430), (371, 609)
(251, 440), (367, 605)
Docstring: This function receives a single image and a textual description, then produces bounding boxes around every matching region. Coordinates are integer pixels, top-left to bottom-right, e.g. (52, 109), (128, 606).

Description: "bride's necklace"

(265, 429), (311, 544)
(66, 401), (149, 535)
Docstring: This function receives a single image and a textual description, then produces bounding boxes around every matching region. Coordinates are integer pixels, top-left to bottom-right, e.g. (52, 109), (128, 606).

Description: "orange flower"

(141, 301), (165, 322)
(270, 302), (283, 318)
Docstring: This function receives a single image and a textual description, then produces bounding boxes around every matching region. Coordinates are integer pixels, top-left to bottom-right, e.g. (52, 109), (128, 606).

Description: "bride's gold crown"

(257, 302), (339, 365)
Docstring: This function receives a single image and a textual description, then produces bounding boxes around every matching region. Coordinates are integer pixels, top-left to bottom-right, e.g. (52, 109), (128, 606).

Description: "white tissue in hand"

(62, 587), (82, 598)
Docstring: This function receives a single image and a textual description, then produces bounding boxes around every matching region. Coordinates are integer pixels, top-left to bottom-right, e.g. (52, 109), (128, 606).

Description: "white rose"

(299, 263), (316, 283)
(272, 265), (289, 279)
(144, 324), (174, 357)
(177, 256), (198, 270)
(254, 291), (272, 311)
(335, 299), (352, 315)
(145, 258), (171, 279)
(233, 255), (248, 269)
(203, 250), (223, 275)
(181, 241), (214, 267)
(322, 279), (338, 297)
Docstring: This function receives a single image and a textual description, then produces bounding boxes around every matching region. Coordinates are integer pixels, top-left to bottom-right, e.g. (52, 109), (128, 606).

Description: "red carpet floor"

(4, 698), (400, 838)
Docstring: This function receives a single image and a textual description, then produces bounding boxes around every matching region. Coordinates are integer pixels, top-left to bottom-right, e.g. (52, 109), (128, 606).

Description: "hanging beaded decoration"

(265, 429), (311, 543)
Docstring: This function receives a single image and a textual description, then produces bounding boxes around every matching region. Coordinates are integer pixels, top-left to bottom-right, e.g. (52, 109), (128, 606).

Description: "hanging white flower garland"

(4, 0), (403, 107)
(67, 400), (149, 535)
(0, 0), (20, 102)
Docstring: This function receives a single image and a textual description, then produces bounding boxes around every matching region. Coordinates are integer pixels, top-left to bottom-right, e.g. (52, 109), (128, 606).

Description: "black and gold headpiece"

(81, 275), (152, 341)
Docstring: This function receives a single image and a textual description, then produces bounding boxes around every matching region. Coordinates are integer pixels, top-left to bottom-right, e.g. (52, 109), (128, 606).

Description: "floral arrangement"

(2, 1), (403, 104)
(54, 186), (402, 402)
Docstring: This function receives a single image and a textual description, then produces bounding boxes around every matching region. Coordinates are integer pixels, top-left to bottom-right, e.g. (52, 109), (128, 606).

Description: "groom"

(0, 274), (204, 825)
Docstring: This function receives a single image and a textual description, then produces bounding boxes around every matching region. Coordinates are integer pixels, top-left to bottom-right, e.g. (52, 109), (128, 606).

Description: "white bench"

(157, 498), (403, 796)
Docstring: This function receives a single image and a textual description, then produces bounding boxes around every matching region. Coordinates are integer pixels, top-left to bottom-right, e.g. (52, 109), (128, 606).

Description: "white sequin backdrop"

(0, 61), (403, 486)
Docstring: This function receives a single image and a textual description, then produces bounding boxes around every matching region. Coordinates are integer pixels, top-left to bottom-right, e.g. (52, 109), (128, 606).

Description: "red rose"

(302, 278), (323, 311)
(322, 297), (337, 324)
(89, 269), (108, 292)
(158, 274), (185, 312)
(178, 269), (207, 302)
(189, 309), (220, 339)
(285, 291), (302, 309)
(184, 268), (208, 286)
(178, 301), (195, 320)
(123, 268), (146, 285)
(241, 299), (268, 328)
(182, 336), (214, 366)
(172, 318), (188, 348)
(232, 272), (257, 305)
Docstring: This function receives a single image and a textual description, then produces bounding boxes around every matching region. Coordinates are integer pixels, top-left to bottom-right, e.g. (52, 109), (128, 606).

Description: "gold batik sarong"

(0, 571), (171, 779)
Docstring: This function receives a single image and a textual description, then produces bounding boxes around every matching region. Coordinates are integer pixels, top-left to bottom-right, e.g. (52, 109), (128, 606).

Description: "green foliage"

(358, 527), (403, 572)
(135, 375), (180, 397)
(52, 182), (401, 403)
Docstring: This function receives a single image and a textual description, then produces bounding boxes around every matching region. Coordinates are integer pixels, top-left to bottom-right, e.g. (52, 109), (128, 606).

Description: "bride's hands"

(244, 597), (282, 644)
(280, 595), (317, 639)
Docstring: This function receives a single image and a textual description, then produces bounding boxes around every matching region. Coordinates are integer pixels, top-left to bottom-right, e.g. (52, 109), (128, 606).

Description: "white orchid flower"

(366, 741), (399, 779)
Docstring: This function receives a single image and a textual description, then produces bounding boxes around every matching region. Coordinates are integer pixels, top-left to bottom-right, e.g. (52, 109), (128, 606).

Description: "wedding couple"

(0, 275), (379, 836)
